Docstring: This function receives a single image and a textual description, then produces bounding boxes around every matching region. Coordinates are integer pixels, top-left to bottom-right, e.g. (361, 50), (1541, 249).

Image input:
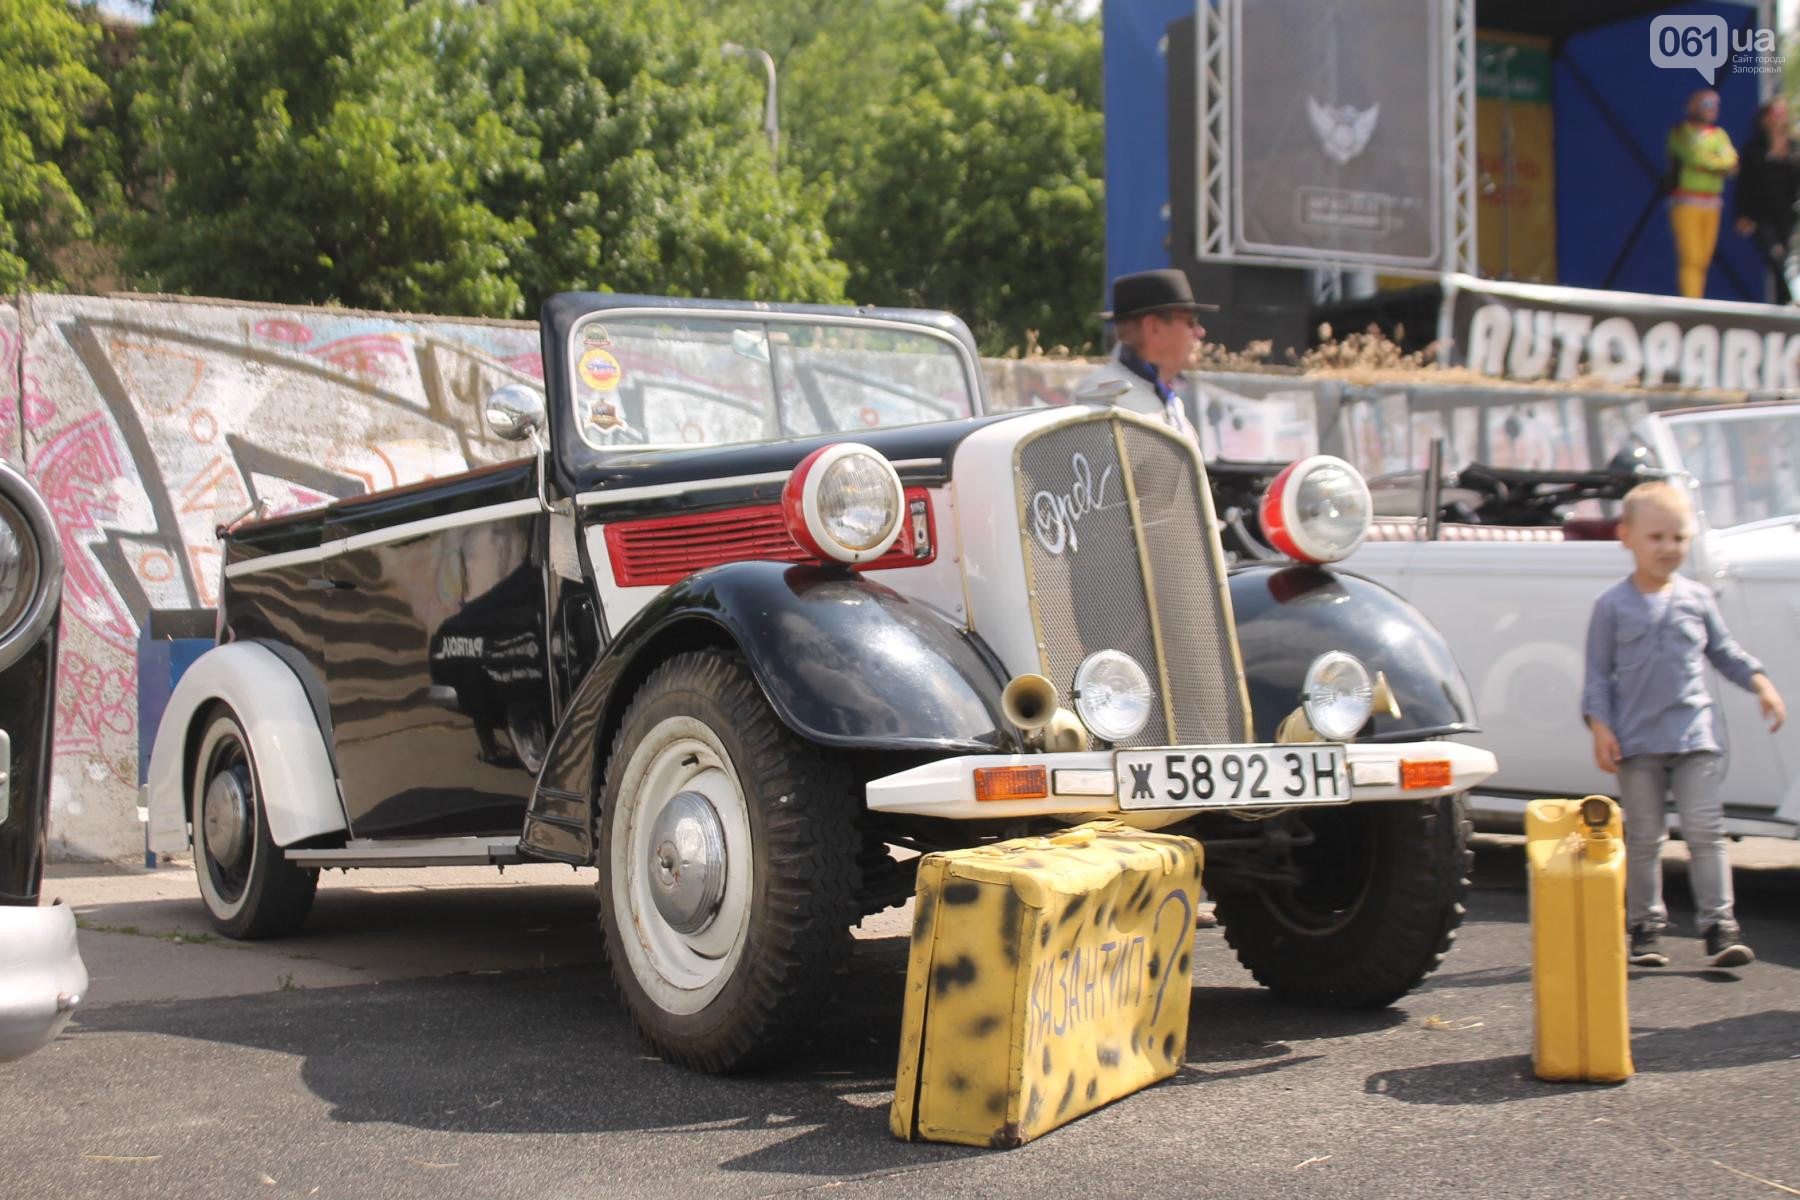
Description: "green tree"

(0, 0), (108, 291)
(122, 0), (529, 315)
(119, 0), (846, 316)
(837, 2), (1104, 353)
(471, 0), (846, 306)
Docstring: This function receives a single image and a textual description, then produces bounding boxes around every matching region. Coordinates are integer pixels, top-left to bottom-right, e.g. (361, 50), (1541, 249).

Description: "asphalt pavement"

(3, 836), (1797, 1199)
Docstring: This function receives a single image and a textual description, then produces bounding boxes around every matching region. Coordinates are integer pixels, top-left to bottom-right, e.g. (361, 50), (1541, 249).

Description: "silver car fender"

(0, 904), (85, 1062)
(145, 641), (346, 854)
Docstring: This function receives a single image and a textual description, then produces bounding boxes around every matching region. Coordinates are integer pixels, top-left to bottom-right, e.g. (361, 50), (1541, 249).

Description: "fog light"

(1073, 651), (1153, 742)
(1302, 652), (1373, 742)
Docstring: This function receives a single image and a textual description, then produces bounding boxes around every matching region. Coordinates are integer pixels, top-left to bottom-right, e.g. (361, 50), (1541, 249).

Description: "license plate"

(1115, 744), (1348, 810)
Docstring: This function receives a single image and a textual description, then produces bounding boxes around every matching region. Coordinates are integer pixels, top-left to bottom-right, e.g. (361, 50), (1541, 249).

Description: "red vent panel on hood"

(604, 489), (935, 587)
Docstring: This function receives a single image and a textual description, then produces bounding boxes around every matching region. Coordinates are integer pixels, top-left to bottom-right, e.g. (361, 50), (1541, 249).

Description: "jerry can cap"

(1580, 796), (1612, 829)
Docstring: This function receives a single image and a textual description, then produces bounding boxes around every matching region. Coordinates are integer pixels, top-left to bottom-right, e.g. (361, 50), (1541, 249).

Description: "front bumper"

(0, 903), (87, 1062)
(865, 739), (1498, 820)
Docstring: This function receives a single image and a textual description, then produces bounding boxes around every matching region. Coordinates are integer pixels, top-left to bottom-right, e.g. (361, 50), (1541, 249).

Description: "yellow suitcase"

(1526, 796), (1633, 1083)
(890, 821), (1203, 1148)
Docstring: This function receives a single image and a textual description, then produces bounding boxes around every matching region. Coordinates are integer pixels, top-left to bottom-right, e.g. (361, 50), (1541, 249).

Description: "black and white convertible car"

(147, 295), (1495, 1071)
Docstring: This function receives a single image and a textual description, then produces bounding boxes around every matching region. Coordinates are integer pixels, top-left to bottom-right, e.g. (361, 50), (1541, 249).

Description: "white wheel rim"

(610, 716), (754, 1015)
(193, 719), (257, 922)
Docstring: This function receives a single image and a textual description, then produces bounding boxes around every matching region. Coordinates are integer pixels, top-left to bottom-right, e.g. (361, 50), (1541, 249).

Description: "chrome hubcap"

(646, 790), (728, 935)
(202, 767), (251, 869)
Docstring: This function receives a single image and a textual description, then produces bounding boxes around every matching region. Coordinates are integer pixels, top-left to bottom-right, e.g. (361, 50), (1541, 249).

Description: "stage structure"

(1194, 0), (1478, 276)
(1109, 0), (1786, 356)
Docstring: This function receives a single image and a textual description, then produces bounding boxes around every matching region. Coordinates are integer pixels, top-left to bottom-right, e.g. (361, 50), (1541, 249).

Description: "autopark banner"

(1233, 0), (1440, 267)
(1441, 275), (1800, 392)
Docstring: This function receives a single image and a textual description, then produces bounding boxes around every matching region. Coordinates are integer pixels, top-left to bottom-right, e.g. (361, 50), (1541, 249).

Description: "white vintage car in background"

(1349, 401), (1800, 839)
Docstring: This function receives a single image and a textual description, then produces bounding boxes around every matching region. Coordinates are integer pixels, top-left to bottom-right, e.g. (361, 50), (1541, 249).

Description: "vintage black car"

(0, 460), (86, 1061)
(148, 295), (1495, 1072)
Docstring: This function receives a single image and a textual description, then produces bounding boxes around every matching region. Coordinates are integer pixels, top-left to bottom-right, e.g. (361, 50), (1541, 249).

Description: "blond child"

(1580, 482), (1785, 968)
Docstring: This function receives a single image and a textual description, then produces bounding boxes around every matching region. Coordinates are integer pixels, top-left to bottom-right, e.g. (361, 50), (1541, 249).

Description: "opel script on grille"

(1030, 452), (1117, 556)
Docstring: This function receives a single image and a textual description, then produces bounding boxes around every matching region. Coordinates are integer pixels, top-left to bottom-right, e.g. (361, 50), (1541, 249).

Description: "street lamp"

(722, 42), (780, 173)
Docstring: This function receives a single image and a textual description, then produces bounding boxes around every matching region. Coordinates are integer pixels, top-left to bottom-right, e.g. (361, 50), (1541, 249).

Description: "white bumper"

(0, 903), (86, 1062)
(865, 739), (1498, 820)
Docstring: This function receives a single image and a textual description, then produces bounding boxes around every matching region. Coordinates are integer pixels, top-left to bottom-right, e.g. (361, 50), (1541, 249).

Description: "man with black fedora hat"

(1078, 268), (1216, 442)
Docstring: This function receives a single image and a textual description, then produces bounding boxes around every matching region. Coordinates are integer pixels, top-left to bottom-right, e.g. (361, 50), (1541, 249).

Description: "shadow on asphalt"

(54, 838), (1794, 1169)
(66, 929), (1416, 1172)
(1362, 1009), (1800, 1106)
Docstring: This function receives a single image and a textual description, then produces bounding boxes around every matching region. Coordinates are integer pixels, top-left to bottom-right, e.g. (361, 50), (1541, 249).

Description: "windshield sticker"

(583, 396), (628, 435)
(581, 323), (612, 348)
(579, 348), (622, 392)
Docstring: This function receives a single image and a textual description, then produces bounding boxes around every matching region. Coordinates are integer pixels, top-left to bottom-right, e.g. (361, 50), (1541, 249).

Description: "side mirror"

(485, 384), (547, 442)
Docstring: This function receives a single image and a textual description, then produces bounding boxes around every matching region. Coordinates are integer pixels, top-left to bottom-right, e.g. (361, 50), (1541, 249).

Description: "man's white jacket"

(1077, 348), (1198, 444)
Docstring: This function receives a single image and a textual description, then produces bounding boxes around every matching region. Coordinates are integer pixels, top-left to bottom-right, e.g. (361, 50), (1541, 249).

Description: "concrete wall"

(7, 293), (548, 860)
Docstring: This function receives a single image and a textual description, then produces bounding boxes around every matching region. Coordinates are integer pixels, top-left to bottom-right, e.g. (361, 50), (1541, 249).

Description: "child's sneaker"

(1703, 921), (1754, 968)
(1628, 924), (1668, 967)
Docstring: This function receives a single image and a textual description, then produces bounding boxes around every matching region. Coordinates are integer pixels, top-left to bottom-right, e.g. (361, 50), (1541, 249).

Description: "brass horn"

(1002, 674), (1090, 752)
(1002, 673), (1060, 731)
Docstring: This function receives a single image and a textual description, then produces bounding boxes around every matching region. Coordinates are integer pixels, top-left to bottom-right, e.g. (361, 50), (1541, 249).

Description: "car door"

(320, 460), (551, 840)
(1704, 532), (1796, 823)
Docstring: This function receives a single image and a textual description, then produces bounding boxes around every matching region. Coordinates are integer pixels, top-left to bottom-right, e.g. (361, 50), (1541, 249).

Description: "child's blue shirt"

(1581, 574), (1764, 757)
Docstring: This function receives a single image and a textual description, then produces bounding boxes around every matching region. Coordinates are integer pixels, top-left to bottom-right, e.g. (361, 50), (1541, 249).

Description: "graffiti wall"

(11, 293), (542, 859)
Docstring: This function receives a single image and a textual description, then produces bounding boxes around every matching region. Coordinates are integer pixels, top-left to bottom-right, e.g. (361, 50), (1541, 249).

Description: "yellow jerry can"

(890, 821), (1202, 1148)
(1526, 796), (1633, 1084)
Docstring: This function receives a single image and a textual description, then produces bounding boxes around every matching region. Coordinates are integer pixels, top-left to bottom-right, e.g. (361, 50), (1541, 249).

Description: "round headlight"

(1303, 651), (1373, 742)
(0, 463), (62, 675)
(1073, 650), (1154, 742)
(782, 443), (904, 564)
(1259, 455), (1372, 563)
(0, 499), (37, 639)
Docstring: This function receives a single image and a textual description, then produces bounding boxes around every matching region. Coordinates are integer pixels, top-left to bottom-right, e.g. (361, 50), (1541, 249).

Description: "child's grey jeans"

(1617, 750), (1734, 932)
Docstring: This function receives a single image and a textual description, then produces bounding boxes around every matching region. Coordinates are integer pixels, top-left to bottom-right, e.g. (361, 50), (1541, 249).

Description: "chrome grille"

(1120, 423), (1247, 743)
(1015, 414), (1248, 748)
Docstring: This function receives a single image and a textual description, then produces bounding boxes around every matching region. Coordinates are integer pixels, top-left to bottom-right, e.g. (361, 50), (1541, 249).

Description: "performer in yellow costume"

(1667, 89), (1738, 299)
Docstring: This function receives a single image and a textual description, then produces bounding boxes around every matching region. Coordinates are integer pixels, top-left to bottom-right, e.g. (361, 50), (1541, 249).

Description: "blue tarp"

(1553, 2), (1768, 301)
(1102, 0), (1195, 300)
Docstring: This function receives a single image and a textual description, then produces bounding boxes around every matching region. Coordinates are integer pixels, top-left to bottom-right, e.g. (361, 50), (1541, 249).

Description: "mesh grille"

(1120, 424), (1248, 743)
(1014, 416), (1247, 749)
(1017, 420), (1166, 746)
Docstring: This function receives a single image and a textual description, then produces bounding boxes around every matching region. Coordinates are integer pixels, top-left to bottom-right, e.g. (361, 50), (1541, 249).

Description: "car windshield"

(564, 311), (977, 455)
(1667, 409), (1800, 528)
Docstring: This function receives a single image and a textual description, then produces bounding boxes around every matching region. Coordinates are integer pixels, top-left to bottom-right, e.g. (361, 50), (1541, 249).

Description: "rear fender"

(145, 642), (346, 853)
(524, 560), (1011, 862)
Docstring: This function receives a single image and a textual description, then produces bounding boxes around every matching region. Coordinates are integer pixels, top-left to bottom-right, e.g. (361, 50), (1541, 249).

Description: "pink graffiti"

(253, 318), (314, 345)
(501, 352), (545, 380)
(53, 646), (136, 768)
(30, 414), (138, 652)
(311, 334), (410, 379)
(0, 325), (57, 444)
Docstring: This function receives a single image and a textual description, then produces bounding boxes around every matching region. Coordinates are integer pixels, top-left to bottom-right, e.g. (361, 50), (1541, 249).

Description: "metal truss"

(1194, 0), (1232, 260)
(1442, 0), (1477, 276)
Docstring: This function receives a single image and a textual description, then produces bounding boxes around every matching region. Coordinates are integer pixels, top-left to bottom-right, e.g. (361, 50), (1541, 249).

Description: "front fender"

(525, 561), (1012, 862)
(1228, 563), (1478, 742)
(146, 642), (346, 853)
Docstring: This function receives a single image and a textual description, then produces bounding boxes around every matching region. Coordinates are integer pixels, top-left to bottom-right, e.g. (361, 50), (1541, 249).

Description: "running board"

(286, 836), (526, 868)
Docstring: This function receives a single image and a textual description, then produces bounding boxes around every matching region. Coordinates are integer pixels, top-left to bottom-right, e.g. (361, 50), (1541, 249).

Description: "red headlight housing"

(781, 443), (905, 565)
(1258, 455), (1372, 564)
